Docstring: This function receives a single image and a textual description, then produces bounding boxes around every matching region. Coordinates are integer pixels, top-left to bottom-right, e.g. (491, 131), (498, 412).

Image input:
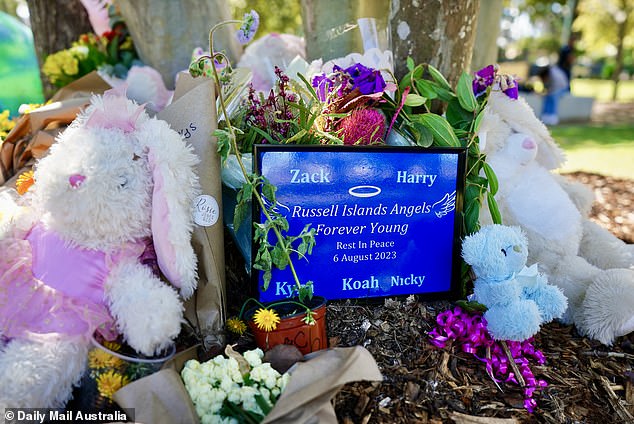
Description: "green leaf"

(255, 394), (273, 416)
(465, 184), (483, 205)
(427, 64), (452, 90)
(406, 56), (415, 72)
(468, 174), (488, 188)
(262, 270), (272, 292)
(415, 79), (438, 100)
(213, 129), (232, 165)
(445, 97), (473, 128)
(486, 191), (503, 224)
(482, 162), (499, 196)
(237, 181), (253, 204)
(468, 140), (480, 157)
(473, 109), (485, 134)
(456, 300), (488, 313)
(456, 72), (478, 112)
(233, 200), (249, 232)
(297, 282), (314, 303)
(251, 126), (276, 144)
(107, 36), (119, 62)
(271, 243), (289, 269)
(296, 72), (320, 102)
(398, 71), (413, 93)
(261, 180), (276, 204)
(417, 113), (461, 147)
(409, 122), (433, 147)
(404, 94), (427, 107)
(464, 201), (481, 236)
(283, 129), (307, 144)
(433, 85), (456, 102)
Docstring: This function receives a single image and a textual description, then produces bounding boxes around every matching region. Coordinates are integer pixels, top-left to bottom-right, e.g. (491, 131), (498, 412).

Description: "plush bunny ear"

(85, 87), (146, 133)
(137, 118), (201, 298)
(487, 91), (566, 170)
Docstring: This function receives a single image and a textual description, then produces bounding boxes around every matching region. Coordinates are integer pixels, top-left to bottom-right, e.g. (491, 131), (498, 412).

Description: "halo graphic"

(348, 185), (382, 198)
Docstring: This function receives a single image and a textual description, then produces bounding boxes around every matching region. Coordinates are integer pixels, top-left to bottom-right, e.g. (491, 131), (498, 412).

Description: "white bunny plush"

(0, 89), (200, 410)
(478, 89), (634, 346)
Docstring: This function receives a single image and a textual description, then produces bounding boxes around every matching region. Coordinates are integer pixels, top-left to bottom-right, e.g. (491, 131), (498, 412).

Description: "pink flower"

(337, 108), (386, 145)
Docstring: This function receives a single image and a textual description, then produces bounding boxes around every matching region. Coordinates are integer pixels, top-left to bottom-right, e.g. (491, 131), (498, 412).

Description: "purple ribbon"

(429, 306), (548, 413)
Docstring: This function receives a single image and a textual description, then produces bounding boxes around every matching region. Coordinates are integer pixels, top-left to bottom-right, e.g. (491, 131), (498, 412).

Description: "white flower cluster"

(181, 348), (290, 424)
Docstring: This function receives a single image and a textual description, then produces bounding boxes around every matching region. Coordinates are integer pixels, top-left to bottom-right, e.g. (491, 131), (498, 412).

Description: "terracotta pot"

(247, 296), (328, 355)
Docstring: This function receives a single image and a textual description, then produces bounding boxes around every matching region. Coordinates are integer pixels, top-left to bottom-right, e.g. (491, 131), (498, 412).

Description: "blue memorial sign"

(253, 145), (466, 302)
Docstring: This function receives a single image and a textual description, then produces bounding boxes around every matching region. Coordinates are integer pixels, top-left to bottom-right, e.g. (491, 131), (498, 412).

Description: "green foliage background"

(230, 0), (303, 37)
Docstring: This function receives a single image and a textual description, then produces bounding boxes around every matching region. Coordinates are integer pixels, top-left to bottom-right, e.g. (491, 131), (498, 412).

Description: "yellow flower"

(16, 171), (35, 195)
(102, 340), (122, 352)
(96, 370), (130, 399)
(0, 110), (15, 140)
(226, 317), (247, 335)
(88, 348), (123, 369)
(42, 53), (62, 81)
(120, 36), (134, 50)
(253, 308), (280, 332)
(61, 55), (79, 76)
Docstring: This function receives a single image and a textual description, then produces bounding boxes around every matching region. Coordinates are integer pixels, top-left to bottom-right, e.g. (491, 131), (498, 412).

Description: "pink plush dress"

(0, 223), (153, 341)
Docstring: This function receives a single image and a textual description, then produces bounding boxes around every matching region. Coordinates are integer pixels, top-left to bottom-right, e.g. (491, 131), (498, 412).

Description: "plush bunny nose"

(513, 245), (522, 252)
(522, 138), (536, 150)
(69, 174), (86, 188)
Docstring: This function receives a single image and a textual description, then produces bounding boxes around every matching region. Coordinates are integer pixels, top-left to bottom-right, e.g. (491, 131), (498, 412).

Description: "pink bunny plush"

(0, 89), (199, 409)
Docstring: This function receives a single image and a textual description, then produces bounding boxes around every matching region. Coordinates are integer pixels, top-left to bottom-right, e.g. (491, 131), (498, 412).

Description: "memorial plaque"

(253, 145), (466, 302)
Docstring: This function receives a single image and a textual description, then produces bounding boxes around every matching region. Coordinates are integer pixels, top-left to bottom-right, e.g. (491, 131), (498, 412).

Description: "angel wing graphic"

(431, 191), (456, 218)
(262, 195), (291, 215)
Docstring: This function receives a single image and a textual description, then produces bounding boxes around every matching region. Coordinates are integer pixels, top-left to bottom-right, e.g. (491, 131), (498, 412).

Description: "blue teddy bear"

(462, 224), (568, 341)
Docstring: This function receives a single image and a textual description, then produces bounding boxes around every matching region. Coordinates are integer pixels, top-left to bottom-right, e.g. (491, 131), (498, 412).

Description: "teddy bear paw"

(485, 301), (542, 342)
(526, 284), (568, 323)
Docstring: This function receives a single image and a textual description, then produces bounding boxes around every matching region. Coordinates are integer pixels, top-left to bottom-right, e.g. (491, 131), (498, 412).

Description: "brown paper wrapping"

(158, 74), (226, 347)
(113, 346), (383, 424)
(0, 72), (111, 188)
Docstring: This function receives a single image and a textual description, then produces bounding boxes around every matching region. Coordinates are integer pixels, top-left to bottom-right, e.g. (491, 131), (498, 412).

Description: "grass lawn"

(571, 79), (634, 102)
(550, 123), (634, 179)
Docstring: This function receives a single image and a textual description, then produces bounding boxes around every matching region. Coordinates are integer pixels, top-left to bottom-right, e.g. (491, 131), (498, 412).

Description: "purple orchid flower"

(472, 64), (496, 97)
(344, 63), (386, 95)
(472, 64), (519, 100)
(311, 73), (334, 102)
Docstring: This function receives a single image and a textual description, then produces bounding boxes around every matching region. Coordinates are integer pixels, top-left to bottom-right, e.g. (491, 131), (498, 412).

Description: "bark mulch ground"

(223, 170), (633, 423)
(329, 171), (634, 424)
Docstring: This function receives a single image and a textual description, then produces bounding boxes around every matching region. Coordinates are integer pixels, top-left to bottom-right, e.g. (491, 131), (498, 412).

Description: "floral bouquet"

(76, 334), (175, 411)
(181, 347), (289, 424)
(43, 21), (139, 88)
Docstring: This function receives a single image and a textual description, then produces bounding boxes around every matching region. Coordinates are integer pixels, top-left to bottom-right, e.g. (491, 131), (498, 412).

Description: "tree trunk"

(471, 0), (503, 72)
(390, 0), (480, 86)
(611, 2), (630, 101)
(117, 0), (242, 89)
(26, 0), (93, 98)
(301, 0), (389, 62)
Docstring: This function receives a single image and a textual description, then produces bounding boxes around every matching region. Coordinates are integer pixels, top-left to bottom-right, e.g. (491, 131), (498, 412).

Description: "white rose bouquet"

(181, 347), (290, 424)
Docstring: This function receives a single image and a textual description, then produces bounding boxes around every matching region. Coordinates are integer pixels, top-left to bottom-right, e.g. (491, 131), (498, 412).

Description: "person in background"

(540, 46), (575, 126)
